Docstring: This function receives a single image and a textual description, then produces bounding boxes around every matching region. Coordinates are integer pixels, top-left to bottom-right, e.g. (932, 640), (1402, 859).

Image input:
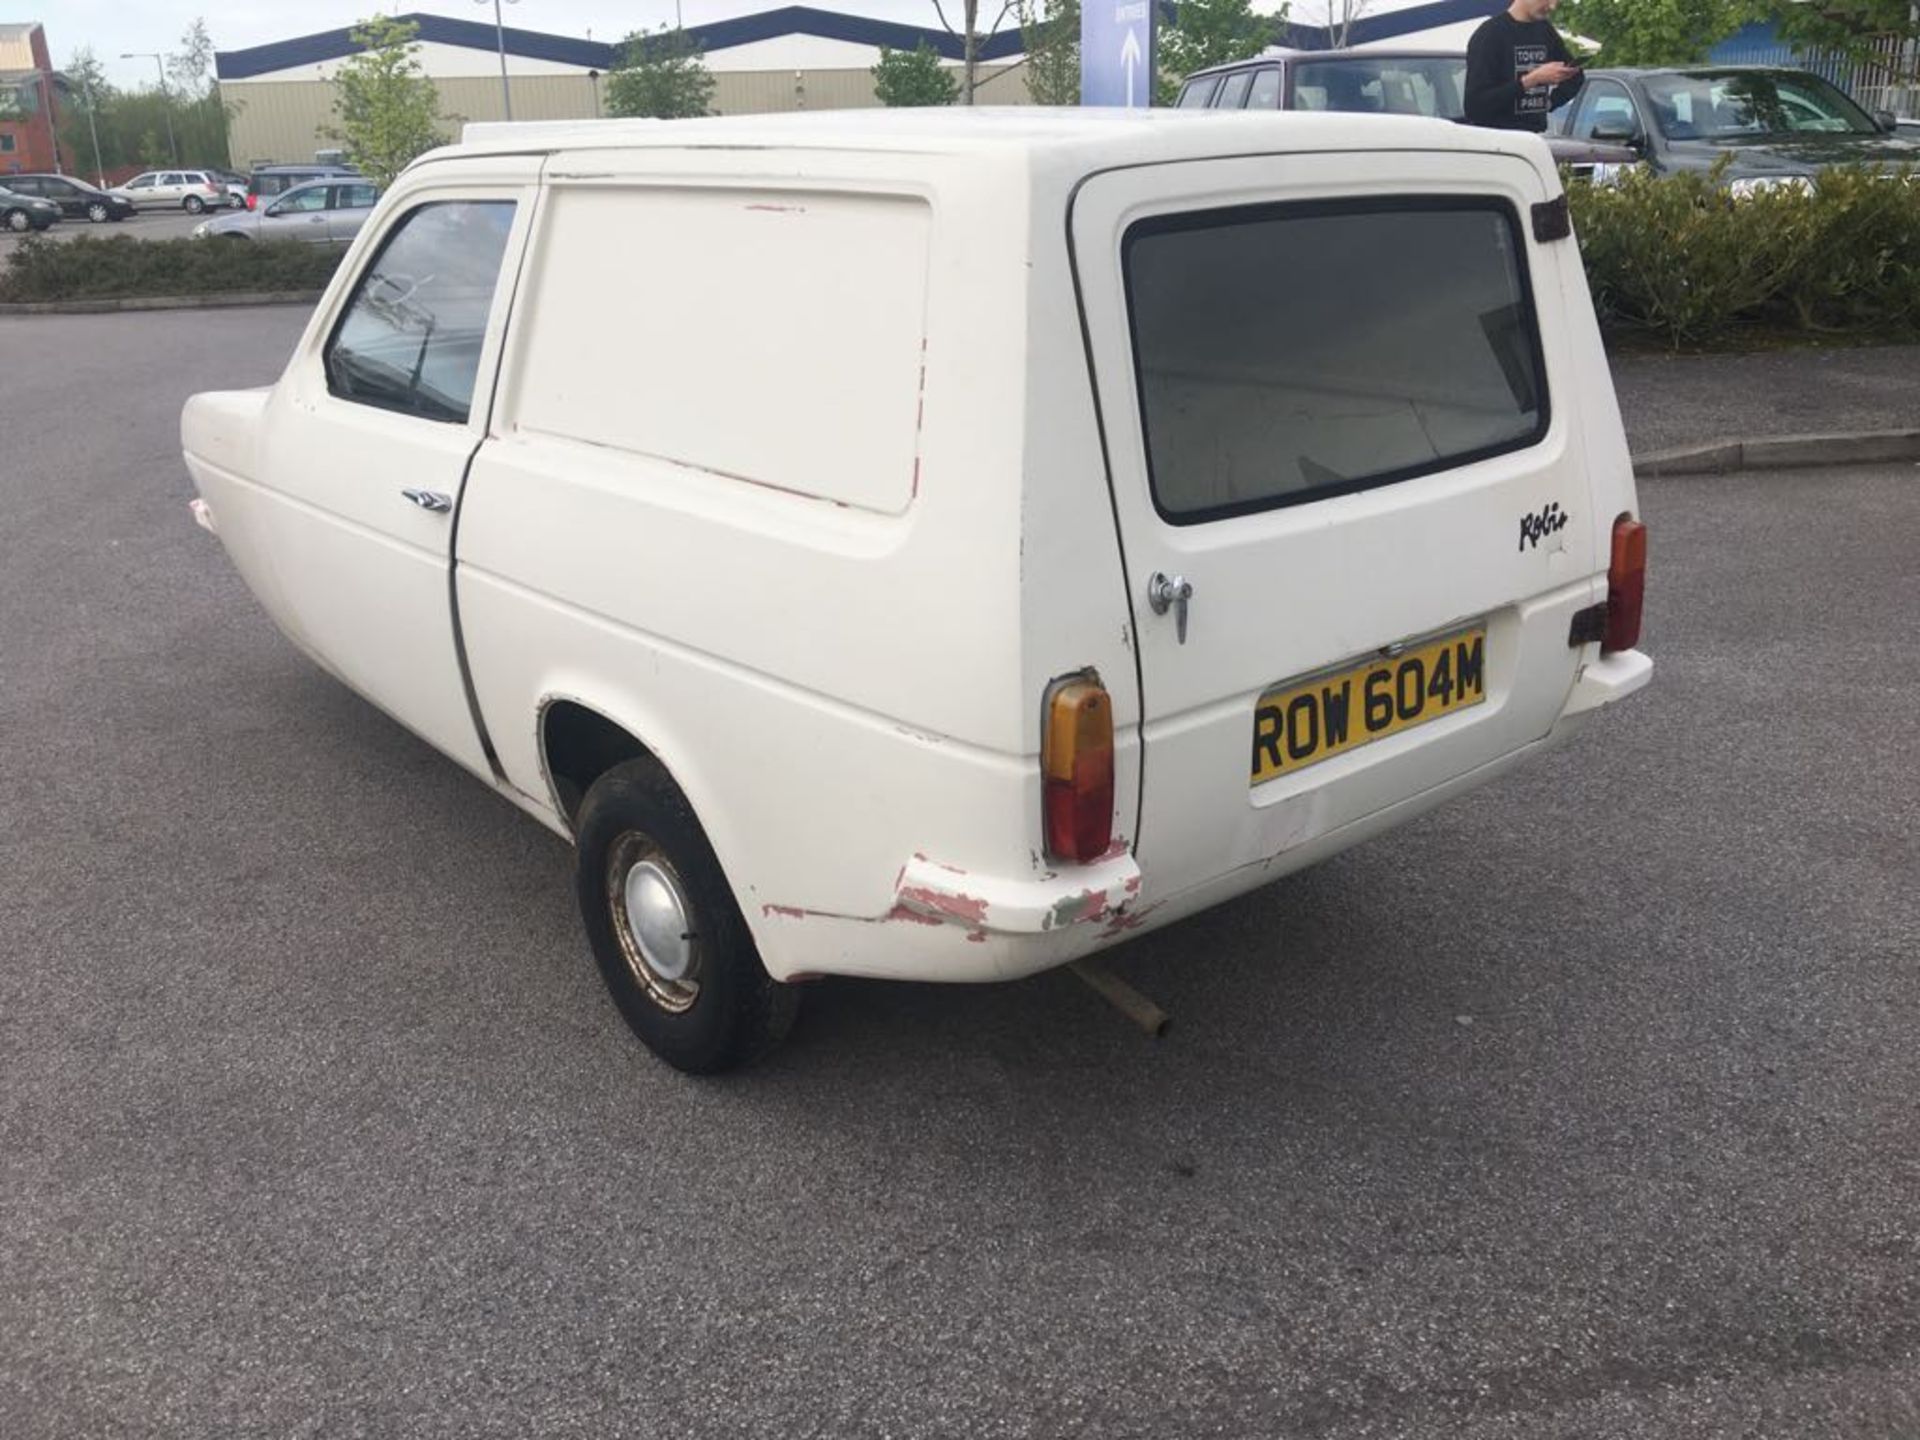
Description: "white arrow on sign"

(1120, 26), (1142, 107)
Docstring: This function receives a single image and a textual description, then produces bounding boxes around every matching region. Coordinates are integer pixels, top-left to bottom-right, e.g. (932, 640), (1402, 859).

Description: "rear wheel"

(183, 195), (205, 214)
(574, 759), (798, 1074)
(4, 209), (27, 233)
(86, 202), (110, 223)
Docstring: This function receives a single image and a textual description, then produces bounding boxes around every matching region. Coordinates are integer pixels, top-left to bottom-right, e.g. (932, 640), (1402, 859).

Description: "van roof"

(448, 106), (1548, 168)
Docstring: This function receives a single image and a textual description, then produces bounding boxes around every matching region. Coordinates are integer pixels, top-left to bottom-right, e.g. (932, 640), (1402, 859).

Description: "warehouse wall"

(222, 64), (1033, 168)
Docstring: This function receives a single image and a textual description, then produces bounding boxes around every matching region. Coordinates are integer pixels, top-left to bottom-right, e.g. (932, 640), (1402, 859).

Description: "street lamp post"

(80, 72), (107, 184)
(36, 71), (63, 174)
(119, 52), (179, 165)
(476, 0), (519, 121)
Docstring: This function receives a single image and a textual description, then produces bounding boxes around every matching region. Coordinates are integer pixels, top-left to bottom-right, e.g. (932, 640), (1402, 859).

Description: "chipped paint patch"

(1046, 888), (1110, 931)
(762, 903), (811, 920)
(746, 203), (807, 213)
(881, 904), (947, 929)
(896, 884), (991, 928)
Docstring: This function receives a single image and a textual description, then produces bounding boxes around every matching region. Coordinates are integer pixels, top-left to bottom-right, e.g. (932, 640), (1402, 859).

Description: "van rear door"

(1071, 149), (1602, 902)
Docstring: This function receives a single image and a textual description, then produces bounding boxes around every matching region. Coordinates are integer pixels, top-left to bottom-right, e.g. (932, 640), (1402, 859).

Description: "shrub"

(0, 235), (344, 303)
(1568, 160), (1920, 347)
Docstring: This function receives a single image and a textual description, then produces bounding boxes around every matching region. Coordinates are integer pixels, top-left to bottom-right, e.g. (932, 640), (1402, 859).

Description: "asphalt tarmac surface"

(3, 307), (1916, 1438)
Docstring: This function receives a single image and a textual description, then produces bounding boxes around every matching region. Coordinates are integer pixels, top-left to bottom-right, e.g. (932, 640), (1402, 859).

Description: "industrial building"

(215, 2), (1534, 167)
(1, 21), (68, 175)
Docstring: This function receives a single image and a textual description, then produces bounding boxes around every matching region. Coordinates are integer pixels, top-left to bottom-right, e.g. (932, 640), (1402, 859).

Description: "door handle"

(1147, 571), (1193, 645)
(401, 488), (452, 513)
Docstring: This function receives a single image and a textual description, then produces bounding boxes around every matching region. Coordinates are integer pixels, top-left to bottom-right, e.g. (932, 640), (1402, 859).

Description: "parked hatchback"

(1178, 48), (1641, 178)
(195, 179), (382, 244)
(0, 184), (60, 231)
(1548, 66), (1920, 192)
(110, 169), (230, 213)
(183, 111), (1651, 1073)
(1, 173), (135, 222)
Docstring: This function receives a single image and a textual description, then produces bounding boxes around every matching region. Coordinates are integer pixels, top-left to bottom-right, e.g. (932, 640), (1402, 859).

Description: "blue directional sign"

(1081, 0), (1155, 108)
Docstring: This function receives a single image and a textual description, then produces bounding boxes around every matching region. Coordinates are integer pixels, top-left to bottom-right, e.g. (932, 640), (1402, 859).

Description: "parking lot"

(2, 306), (1917, 1438)
(0, 207), (212, 249)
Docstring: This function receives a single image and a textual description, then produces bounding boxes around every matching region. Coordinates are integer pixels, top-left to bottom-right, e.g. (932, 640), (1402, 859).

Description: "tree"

(330, 15), (447, 188)
(1016, 0), (1080, 105)
(604, 27), (717, 119)
(1317, 1), (1371, 50)
(57, 48), (113, 178)
(872, 42), (961, 106)
(1155, 0), (1276, 105)
(931, 0), (1017, 103)
(1557, 0), (1749, 66)
(169, 18), (217, 101)
(57, 46), (235, 170)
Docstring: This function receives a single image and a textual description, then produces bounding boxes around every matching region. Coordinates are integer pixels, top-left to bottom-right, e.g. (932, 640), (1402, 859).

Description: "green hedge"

(1568, 162), (1920, 348)
(0, 235), (345, 303)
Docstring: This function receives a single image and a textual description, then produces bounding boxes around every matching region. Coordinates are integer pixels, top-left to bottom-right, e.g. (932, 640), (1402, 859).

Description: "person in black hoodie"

(1464, 0), (1585, 131)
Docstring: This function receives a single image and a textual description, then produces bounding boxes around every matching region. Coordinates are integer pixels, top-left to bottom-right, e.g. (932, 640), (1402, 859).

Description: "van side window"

(1124, 199), (1548, 522)
(323, 200), (516, 425)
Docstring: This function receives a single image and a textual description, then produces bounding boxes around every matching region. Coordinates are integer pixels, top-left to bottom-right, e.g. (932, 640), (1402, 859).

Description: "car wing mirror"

(1873, 108), (1899, 133)
(1590, 120), (1641, 145)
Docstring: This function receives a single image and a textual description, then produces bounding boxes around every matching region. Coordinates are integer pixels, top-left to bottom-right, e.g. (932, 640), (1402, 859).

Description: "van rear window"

(1123, 198), (1548, 523)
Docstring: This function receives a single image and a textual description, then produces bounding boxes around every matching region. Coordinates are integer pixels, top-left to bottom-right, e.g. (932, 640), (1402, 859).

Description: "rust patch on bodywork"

(896, 885), (990, 927)
(1048, 888), (1109, 930)
(1099, 900), (1164, 938)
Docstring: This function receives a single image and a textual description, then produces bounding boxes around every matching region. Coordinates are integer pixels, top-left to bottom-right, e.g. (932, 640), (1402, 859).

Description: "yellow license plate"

(1251, 626), (1487, 785)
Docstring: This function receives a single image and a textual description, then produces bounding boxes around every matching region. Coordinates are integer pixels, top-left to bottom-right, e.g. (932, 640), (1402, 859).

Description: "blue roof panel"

(215, 5), (1029, 81)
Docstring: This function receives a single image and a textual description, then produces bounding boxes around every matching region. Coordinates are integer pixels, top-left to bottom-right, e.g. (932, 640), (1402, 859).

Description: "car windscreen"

(1640, 71), (1880, 139)
(1123, 197), (1547, 522)
(1290, 57), (1467, 119)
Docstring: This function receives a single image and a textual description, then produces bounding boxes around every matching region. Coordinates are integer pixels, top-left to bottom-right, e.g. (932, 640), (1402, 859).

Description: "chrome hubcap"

(607, 834), (700, 1012)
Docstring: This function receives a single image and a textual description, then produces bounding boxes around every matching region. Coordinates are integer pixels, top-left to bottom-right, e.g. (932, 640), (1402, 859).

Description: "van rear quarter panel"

(455, 153), (1138, 978)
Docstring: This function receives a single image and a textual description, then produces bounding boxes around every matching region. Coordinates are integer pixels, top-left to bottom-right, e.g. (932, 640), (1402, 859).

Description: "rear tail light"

(1042, 674), (1115, 864)
(1604, 514), (1647, 654)
(246, 194), (257, 210)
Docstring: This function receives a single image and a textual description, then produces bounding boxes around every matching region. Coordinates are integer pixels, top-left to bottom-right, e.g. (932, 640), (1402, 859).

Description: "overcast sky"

(60, 0), (1306, 91)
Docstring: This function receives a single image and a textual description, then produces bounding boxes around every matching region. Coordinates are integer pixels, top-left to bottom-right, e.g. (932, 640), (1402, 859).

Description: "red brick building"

(1, 22), (70, 176)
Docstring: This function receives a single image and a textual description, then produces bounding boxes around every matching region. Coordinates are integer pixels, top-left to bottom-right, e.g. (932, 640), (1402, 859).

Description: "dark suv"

(1177, 48), (1641, 178)
(1548, 66), (1920, 191)
(246, 163), (361, 211)
(0, 173), (136, 223)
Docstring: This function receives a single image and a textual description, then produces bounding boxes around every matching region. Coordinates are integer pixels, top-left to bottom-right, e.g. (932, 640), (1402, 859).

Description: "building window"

(0, 135), (15, 153)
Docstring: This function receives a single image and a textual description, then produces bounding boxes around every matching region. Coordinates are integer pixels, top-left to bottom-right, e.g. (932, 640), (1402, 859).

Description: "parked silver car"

(109, 169), (232, 214)
(193, 179), (382, 245)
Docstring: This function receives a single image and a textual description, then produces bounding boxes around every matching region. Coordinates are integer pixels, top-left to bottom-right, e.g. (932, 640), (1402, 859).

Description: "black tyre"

(86, 201), (110, 223)
(4, 209), (27, 233)
(184, 195), (206, 215)
(575, 758), (798, 1074)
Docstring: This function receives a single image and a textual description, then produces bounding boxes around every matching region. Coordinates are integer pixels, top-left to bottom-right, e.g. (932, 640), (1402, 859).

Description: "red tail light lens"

(1042, 676), (1115, 864)
(246, 194), (257, 210)
(1604, 514), (1647, 654)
